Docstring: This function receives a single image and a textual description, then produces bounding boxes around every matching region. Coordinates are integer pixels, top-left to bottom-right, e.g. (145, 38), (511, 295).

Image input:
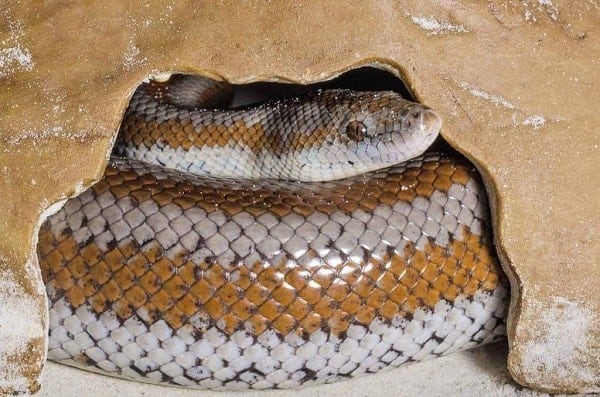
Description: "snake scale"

(37, 74), (508, 390)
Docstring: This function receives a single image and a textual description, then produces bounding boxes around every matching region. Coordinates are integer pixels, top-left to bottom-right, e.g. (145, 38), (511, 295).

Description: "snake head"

(334, 90), (442, 174)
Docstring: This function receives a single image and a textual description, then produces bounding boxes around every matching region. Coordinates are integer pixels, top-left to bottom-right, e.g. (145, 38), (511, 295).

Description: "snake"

(37, 74), (508, 390)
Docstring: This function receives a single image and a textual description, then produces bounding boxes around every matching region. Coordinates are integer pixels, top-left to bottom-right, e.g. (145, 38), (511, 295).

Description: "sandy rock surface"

(0, 1), (598, 394)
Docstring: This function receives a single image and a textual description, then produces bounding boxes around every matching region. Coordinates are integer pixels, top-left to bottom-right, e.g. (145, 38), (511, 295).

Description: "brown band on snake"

(38, 155), (501, 339)
(115, 75), (443, 183)
(118, 84), (423, 154)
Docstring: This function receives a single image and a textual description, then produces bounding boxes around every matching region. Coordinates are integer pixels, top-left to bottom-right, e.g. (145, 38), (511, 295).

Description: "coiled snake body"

(37, 75), (508, 390)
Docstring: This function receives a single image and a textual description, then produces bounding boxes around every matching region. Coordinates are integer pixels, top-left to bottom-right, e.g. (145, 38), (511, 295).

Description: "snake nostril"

(346, 120), (367, 142)
(421, 109), (443, 134)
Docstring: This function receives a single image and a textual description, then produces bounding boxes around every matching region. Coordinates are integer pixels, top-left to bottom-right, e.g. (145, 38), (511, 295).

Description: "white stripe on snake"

(37, 74), (508, 390)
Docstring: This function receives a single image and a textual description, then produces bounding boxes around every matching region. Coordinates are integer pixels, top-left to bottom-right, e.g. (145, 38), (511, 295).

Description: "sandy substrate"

(37, 342), (585, 397)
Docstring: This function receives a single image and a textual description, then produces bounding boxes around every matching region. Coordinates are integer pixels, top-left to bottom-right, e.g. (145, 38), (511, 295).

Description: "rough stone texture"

(0, 1), (598, 394)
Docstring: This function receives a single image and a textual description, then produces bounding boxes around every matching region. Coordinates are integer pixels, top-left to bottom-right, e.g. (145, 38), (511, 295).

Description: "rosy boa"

(37, 74), (508, 390)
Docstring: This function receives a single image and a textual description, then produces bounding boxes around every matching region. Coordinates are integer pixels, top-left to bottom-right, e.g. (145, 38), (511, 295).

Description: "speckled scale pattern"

(38, 151), (508, 390)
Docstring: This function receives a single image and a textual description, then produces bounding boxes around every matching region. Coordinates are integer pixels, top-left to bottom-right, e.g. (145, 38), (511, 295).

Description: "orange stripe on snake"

(37, 75), (508, 389)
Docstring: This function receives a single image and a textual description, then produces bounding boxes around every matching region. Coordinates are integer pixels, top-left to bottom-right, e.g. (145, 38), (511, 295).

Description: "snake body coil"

(38, 75), (508, 390)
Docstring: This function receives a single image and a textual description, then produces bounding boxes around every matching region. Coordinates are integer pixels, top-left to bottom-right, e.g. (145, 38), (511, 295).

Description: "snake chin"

(420, 108), (443, 138)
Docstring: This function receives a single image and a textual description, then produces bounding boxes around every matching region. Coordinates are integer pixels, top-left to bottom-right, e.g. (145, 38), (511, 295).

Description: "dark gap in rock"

(230, 66), (415, 106)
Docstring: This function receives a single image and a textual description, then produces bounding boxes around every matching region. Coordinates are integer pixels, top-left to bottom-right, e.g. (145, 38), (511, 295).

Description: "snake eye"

(346, 120), (367, 142)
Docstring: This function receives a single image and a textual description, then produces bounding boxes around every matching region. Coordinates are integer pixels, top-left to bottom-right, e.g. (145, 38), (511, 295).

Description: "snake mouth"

(371, 105), (442, 152)
(420, 109), (443, 138)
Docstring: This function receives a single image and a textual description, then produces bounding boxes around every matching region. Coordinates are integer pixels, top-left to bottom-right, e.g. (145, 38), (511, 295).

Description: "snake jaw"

(420, 108), (443, 138)
(399, 106), (442, 159)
